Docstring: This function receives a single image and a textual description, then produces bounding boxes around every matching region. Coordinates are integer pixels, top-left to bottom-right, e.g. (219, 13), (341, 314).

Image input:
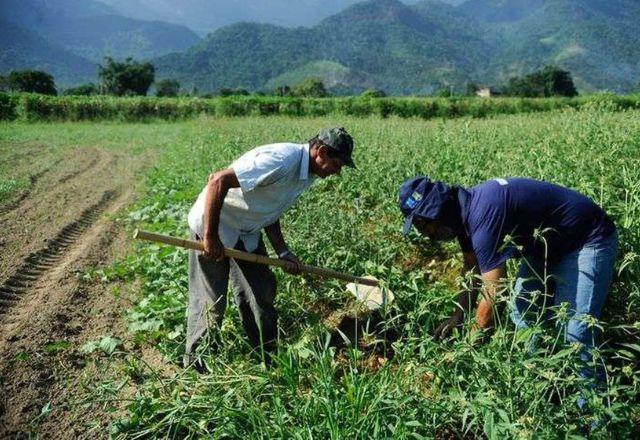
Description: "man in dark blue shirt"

(399, 176), (618, 381)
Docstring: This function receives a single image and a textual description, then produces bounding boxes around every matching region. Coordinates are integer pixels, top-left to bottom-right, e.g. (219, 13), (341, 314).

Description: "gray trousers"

(185, 232), (278, 366)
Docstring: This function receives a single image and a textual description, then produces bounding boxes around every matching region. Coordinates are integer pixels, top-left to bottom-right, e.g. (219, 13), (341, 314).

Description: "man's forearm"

(203, 171), (234, 239)
(474, 266), (505, 329)
(264, 219), (302, 274)
(475, 296), (495, 329)
(264, 220), (288, 255)
(476, 280), (500, 329)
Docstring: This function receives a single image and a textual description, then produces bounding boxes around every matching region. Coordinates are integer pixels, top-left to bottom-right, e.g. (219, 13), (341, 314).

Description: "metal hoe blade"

(346, 276), (395, 311)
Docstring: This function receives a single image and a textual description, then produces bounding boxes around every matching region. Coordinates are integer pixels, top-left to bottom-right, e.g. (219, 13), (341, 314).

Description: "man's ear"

(316, 144), (329, 158)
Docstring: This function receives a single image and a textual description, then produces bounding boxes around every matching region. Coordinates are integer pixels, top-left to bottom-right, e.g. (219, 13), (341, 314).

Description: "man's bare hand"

(432, 312), (464, 341)
(279, 251), (302, 275)
(203, 235), (225, 261)
(469, 325), (492, 346)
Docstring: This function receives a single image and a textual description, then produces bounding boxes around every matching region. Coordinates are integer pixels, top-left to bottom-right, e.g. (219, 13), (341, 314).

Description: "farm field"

(0, 107), (639, 438)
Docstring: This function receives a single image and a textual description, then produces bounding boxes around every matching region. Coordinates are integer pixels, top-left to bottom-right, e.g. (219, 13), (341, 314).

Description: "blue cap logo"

(403, 191), (423, 209)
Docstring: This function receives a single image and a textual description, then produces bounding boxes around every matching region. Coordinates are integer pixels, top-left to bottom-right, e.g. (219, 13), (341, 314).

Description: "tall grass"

(1, 92), (639, 122)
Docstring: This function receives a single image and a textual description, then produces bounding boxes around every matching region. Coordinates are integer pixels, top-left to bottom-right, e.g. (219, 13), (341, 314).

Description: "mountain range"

(1, 0), (638, 93)
(1, 0), (200, 85)
(99, 0), (369, 35)
(153, 0), (490, 95)
(154, 0), (640, 94)
(98, 0), (470, 34)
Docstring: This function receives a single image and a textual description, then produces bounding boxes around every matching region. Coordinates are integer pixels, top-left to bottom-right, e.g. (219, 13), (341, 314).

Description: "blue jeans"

(509, 232), (618, 380)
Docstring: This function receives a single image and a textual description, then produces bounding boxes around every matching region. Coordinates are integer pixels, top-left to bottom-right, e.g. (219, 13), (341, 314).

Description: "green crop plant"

(99, 108), (640, 438)
(2, 107), (639, 437)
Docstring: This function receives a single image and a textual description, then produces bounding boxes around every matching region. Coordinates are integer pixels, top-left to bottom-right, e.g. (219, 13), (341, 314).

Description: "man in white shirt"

(186, 127), (355, 368)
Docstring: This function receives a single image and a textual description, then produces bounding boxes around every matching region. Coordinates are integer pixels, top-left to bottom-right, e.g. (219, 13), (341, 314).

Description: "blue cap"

(398, 176), (453, 235)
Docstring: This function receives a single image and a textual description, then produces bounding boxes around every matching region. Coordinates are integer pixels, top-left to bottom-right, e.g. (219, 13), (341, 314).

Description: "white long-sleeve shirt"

(188, 142), (315, 252)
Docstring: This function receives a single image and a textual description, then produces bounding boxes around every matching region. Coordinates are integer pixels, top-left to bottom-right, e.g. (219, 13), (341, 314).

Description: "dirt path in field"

(0, 145), (161, 438)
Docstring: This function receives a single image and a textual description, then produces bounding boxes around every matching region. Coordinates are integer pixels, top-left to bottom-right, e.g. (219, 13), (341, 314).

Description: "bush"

(19, 94), (63, 121)
(291, 78), (328, 98)
(505, 66), (578, 98)
(218, 88), (249, 97)
(361, 89), (387, 98)
(63, 83), (99, 96)
(279, 98), (303, 116)
(0, 93), (18, 120)
(5, 70), (57, 95)
(2, 93), (638, 122)
(99, 57), (155, 96)
(155, 79), (180, 98)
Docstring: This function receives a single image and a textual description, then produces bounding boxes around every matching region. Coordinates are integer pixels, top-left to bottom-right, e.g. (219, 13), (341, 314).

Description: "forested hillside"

(0, 20), (97, 85)
(2, 0), (638, 92)
(155, 0), (489, 94)
(462, 0), (640, 92)
(99, 0), (462, 34)
(0, 0), (200, 84)
(154, 0), (640, 94)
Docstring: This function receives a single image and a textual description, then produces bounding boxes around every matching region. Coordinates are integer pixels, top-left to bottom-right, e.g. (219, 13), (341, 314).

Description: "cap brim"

(342, 156), (356, 168)
(402, 214), (414, 235)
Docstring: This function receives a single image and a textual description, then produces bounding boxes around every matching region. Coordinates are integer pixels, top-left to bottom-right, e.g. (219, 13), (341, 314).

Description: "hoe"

(134, 229), (394, 310)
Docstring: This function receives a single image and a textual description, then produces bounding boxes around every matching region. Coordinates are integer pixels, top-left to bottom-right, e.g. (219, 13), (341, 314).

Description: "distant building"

(476, 87), (501, 98)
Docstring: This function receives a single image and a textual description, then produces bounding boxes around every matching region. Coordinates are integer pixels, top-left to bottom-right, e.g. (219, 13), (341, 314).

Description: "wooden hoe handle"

(133, 229), (379, 287)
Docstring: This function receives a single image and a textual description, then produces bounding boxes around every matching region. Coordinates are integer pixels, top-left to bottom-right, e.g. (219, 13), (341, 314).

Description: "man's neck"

(308, 145), (318, 176)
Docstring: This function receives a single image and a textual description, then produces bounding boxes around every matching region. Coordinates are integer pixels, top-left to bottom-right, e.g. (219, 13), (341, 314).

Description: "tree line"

(3, 59), (635, 98)
(464, 66), (578, 98)
(0, 57), (176, 98)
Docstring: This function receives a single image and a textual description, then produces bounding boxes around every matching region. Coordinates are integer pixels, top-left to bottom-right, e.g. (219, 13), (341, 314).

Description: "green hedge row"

(1, 93), (639, 122)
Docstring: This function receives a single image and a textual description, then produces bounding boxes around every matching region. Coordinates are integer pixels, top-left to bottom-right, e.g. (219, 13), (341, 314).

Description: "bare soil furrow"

(0, 291), (20, 301)
(0, 299), (15, 309)
(0, 142), (154, 438)
(58, 156), (99, 184)
(0, 190), (116, 318)
(0, 149), (121, 283)
(0, 159), (63, 216)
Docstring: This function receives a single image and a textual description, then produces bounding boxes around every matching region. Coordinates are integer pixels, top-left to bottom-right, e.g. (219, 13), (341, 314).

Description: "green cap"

(317, 127), (355, 168)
